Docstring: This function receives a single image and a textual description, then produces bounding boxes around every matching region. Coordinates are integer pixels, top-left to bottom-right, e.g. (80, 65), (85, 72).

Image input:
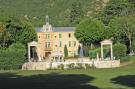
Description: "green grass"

(0, 0), (104, 27)
(0, 57), (135, 89)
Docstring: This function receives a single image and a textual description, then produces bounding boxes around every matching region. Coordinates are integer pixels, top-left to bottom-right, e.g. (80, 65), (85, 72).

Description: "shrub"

(76, 63), (84, 69)
(89, 46), (110, 59)
(58, 64), (64, 70)
(0, 42), (26, 70)
(113, 43), (127, 59)
(120, 56), (130, 63)
(89, 48), (100, 59)
(85, 64), (91, 69)
(67, 63), (75, 69)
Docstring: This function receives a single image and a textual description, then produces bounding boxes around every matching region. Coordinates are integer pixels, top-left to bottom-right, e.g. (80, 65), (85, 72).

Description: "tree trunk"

(129, 38), (132, 56)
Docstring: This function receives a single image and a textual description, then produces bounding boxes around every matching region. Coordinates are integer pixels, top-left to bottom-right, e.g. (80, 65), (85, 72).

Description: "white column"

(110, 44), (113, 60)
(28, 45), (31, 62)
(101, 44), (104, 60)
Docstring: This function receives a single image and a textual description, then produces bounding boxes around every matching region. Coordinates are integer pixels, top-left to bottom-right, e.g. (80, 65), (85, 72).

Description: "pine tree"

(64, 45), (68, 58)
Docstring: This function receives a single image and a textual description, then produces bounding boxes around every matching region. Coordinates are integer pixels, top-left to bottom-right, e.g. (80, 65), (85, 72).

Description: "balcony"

(45, 47), (52, 51)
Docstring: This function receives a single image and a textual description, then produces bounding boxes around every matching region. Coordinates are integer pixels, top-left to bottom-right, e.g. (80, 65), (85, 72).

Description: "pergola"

(101, 39), (113, 60)
(28, 41), (38, 62)
(50, 51), (64, 62)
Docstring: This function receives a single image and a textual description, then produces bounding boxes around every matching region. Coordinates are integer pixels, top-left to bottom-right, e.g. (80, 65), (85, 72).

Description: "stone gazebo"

(50, 51), (64, 62)
(28, 41), (40, 62)
(101, 39), (113, 60)
(94, 39), (120, 68)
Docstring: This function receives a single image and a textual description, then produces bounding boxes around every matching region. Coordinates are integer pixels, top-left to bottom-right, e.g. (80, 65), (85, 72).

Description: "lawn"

(0, 58), (135, 89)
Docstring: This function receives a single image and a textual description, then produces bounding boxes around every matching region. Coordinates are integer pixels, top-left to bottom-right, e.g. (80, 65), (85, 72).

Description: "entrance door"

(45, 52), (51, 58)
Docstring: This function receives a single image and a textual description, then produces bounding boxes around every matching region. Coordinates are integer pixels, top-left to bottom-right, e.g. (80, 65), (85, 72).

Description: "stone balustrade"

(22, 59), (120, 70)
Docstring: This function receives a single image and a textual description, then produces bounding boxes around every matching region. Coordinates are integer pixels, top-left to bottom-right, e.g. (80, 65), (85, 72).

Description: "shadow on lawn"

(0, 72), (99, 89)
(111, 75), (135, 88)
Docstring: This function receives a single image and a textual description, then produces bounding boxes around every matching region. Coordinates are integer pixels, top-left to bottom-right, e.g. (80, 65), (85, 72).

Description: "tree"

(98, 0), (134, 25)
(109, 15), (135, 55)
(64, 45), (68, 58)
(0, 22), (10, 47)
(18, 20), (37, 45)
(78, 45), (81, 56)
(0, 42), (26, 70)
(5, 17), (37, 46)
(70, 1), (83, 24)
(132, 39), (135, 52)
(75, 18), (108, 46)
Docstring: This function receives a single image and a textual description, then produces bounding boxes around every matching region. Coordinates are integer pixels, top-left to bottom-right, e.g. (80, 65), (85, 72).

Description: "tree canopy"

(75, 18), (108, 46)
(109, 15), (135, 54)
(98, 0), (135, 25)
(3, 17), (37, 46)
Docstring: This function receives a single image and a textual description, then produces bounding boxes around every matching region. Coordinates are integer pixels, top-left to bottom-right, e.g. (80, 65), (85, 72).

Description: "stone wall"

(22, 61), (93, 70)
(94, 60), (120, 68)
(22, 62), (50, 70)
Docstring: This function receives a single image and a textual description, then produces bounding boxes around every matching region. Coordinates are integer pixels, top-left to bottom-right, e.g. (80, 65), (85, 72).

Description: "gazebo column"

(110, 43), (113, 60)
(101, 44), (104, 60)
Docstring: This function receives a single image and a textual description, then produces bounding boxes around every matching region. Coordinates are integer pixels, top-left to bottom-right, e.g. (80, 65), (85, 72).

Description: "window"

(45, 34), (50, 39)
(48, 42), (50, 48)
(74, 41), (76, 47)
(45, 42), (48, 48)
(59, 34), (62, 38)
(48, 34), (50, 39)
(68, 33), (71, 38)
(45, 42), (50, 48)
(59, 41), (62, 47)
(69, 41), (71, 47)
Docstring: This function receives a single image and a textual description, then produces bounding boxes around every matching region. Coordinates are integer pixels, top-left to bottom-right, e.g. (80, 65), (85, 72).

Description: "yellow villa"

(28, 16), (80, 61)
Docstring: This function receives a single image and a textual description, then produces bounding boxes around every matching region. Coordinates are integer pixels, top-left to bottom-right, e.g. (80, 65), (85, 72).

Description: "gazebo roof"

(28, 41), (38, 46)
(101, 39), (112, 45)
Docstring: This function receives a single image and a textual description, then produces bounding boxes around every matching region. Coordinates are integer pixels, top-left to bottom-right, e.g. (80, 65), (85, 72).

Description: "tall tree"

(75, 18), (109, 46)
(5, 17), (37, 46)
(64, 45), (68, 58)
(18, 20), (37, 45)
(98, 0), (134, 25)
(109, 15), (135, 55)
(0, 22), (10, 47)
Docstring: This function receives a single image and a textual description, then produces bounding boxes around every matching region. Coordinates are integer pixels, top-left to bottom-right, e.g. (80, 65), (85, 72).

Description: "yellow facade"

(36, 16), (80, 59)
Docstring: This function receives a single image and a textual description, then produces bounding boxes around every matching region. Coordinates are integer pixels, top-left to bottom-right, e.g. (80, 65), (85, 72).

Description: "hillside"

(0, 0), (108, 26)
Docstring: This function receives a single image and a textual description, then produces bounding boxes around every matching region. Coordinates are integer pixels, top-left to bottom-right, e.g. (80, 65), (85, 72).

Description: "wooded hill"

(0, 0), (107, 26)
